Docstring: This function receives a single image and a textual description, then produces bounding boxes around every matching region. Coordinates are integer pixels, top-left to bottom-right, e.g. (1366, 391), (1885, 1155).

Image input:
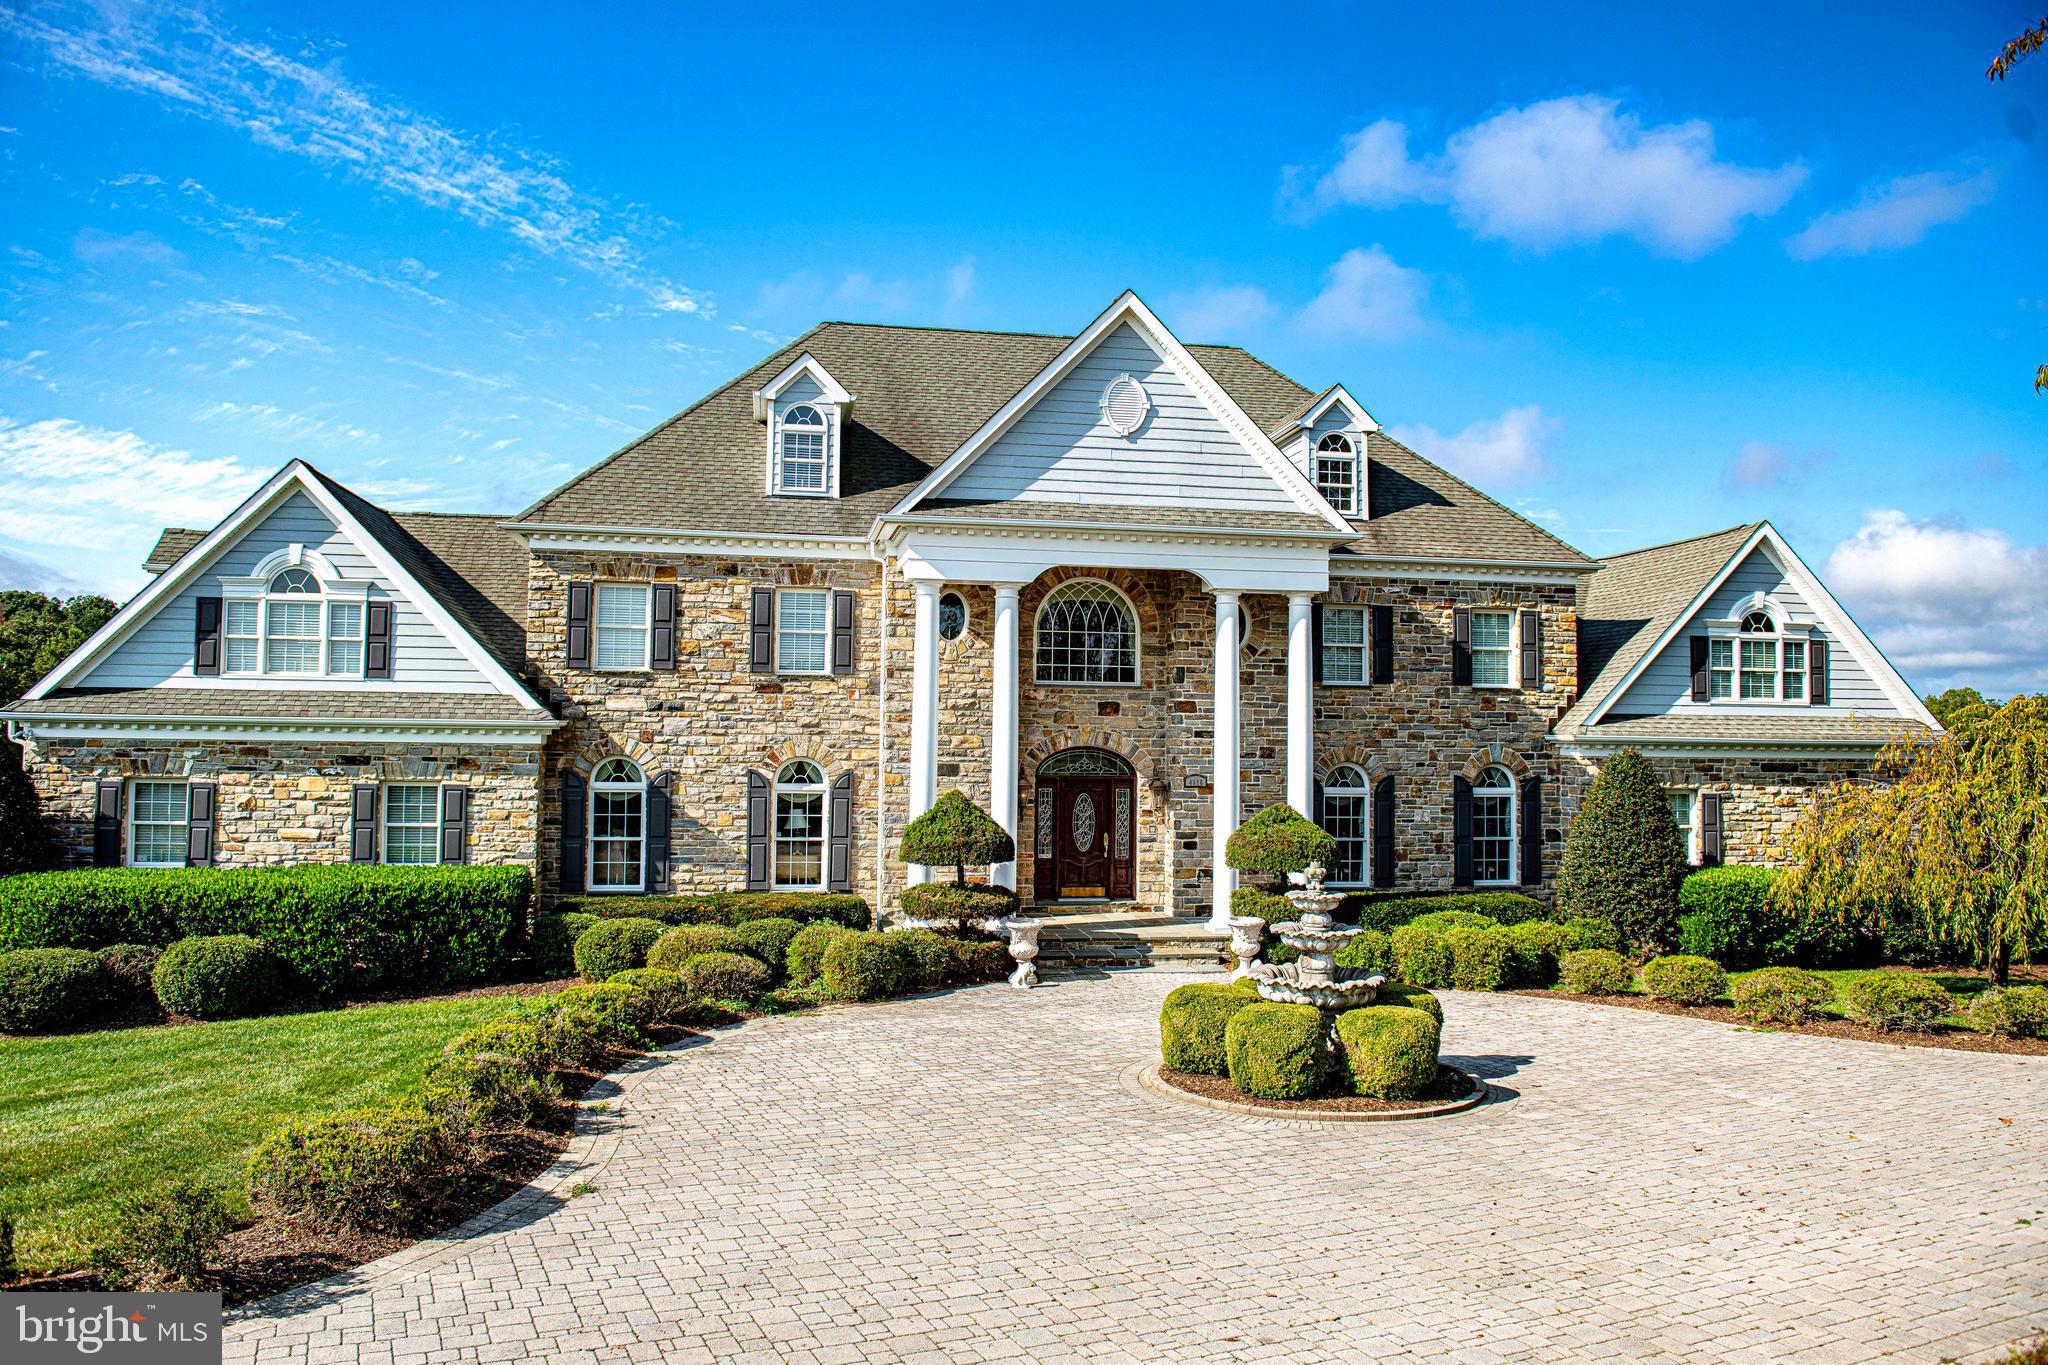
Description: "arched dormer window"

(589, 758), (647, 892)
(776, 403), (829, 495)
(773, 760), (828, 890)
(1321, 763), (1369, 886)
(222, 560), (366, 678)
(1035, 579), (1138, 685)
(1472, 765), (1516, 885)
(1314, 432), (1359, 514)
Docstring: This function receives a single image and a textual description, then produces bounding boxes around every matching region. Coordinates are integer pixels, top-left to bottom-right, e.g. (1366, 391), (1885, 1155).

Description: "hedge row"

(1674, 866), (1879, 970)
(560, 891), (870, 930)
(1337, 891), (1549, 933)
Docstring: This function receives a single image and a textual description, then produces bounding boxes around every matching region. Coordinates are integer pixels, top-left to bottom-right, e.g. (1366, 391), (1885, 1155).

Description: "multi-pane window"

(1782, 639), (1807, 701)
(1322, 764), (1369, 885)
(1667, 789), (1699, 865)
(382, 785), (441, 865)
(1472, 765), (1516, 885)
(225, 568), (365, 677)
(1321, 606), (1367, 684)
(774, 760), (827, 890)
(588, 758), (646, 892)
(127, 780), (189, 868)
(265, 571), (322, 674)
(775, 589), (831, 674)
(1709, 637), (1735, 700)
(326, 603), (364, 677)
(1471, 611), (1513, 687)
(1314, 433), (1357, 514)
(1709, 610), (1808, 703)
(224, 600), (261, 674)
(594, 584), (650, 671)
(1035, 580), (1138, 685)
(777, 404), (828, 493)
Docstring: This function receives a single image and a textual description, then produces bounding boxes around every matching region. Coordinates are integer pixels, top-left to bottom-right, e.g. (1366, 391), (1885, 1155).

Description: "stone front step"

(1032, 905), (1232, 973)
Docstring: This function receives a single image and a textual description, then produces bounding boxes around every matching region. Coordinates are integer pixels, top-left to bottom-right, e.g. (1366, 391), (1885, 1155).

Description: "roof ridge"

(1598, 522), (1760, 564)
(805, 318), (1273, 361)
(1368, 430), (1596, 565)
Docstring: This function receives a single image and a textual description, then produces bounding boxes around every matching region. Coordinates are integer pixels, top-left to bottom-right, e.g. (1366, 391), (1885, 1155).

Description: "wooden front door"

(1037, 770), (1135, 900)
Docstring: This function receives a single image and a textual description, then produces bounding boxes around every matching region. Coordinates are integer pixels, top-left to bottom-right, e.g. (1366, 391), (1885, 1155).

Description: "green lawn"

(0, 994), (524, 1274)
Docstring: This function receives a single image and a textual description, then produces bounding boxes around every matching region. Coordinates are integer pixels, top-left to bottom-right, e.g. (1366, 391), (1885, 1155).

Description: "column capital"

(911, 579), (943, 598)
(1208, 587), (1241, 605)
(1287, 589), (1317, 604)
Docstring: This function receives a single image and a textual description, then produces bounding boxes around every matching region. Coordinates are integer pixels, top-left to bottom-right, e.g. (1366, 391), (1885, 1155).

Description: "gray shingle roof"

(5, 687), (550, 725)
(1555, 712), (1931, 745)
(143, 527), (207, 571)
(1340, 433), (1598, 568)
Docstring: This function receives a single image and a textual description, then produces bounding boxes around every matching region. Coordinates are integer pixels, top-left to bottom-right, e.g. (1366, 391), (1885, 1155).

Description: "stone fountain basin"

(1272, 924), (1363, 952)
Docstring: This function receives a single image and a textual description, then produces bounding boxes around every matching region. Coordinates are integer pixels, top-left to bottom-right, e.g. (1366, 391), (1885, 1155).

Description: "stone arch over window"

(1020, 729), (1156, 781)
(1033, 576), (1141, 685)
(1316, 744), (1388, 780)
(588, 756), (648, 893)
(1457, 745), (1533, 784)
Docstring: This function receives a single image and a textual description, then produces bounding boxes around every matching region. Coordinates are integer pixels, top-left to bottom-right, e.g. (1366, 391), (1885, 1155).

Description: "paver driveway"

(227, 973), (2048, 1364)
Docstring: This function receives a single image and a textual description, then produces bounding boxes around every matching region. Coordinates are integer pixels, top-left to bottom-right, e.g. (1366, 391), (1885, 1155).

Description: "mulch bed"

(1156, 1063), (1476, 1113)
(1514, 990), (2048, 1056)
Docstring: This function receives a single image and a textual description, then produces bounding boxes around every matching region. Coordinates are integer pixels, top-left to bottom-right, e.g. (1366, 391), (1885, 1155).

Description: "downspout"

(875, 547), (890, 920)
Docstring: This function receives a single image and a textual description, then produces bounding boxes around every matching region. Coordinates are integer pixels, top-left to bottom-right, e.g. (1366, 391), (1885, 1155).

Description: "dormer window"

(1704, 600), (1809, 703)
(220, 552), (368, 679)
(754, 352), (853, 500)
(777, 404), (829, 495)
(1314, 433), (1359, 514)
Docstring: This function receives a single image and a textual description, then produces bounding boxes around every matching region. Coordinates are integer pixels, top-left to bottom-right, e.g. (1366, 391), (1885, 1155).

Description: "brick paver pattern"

(226, 974), (2048, 1363)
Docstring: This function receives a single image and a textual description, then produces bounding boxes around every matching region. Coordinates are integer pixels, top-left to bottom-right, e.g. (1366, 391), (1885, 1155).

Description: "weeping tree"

(1557, 747), (1689, 952)
(1779, 697), (2048, 984)
(897, 790), (1018, 926)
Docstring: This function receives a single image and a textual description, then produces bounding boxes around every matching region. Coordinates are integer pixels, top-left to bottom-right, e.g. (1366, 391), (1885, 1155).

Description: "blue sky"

(0, 0), (2042, 694)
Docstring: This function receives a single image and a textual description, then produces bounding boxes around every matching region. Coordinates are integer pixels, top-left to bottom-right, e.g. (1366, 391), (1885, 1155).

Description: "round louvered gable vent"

(1098, 373), (1150, 438)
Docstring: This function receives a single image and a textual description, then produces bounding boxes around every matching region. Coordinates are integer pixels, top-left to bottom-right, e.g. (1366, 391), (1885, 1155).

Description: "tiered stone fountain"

(1244, 861), (1385, 1010)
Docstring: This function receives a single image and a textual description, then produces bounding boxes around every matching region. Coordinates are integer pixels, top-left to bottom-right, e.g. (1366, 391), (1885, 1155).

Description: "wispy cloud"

(72, 227), (183, 267)
(1165, 284), (1274, 342)
(1786, 165), (2000, 260)
(190, 400), (381, 445)
(1390, 404), (1557, 486)
(1295, 246), (1429, 341)
(755, 258), (982, 324)
(1724, 439), (1831, 490)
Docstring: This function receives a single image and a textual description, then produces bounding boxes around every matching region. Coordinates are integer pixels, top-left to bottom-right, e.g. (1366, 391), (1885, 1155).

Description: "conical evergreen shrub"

(1557, 747), (1688, 951)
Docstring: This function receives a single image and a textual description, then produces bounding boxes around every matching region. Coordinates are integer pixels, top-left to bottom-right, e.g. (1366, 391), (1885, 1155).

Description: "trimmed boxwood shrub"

(1676, 866), (1874, 970)
(1503, 921), (1567, 986)
(889, 929), (955, 992)
(785, 921), (851, 986)
(414, 1051), (557, 1149)
(819, 932), (914, 1002)
(731, 918), (803, 978)
(89, 1176), (234, 1291)
(1638, 954), (1728, 1006)
(1341, 891), (1547, 932)
(946, 937), (1012, 984)
(646, 923), (741, 972)
(0, 947), (110, 1032)
(246, 1104), (450, 1232)
(897, 880), (1017, 928)
(151, 935), (283, 1020)
(1559, 948), (1634, 996)
(1332, 928), (1391, 976)
(673, 951), (772, 1004)
(1159, 981), (1260, 1075)
(1966, 985), (2048, 1039)
(609, 967), (688, 1022)
(1336, 1004), (1440, 1100)
(1447, 927), (1510, 991)
(97, 942), (162, 1006)
(1231, 886), (1292, 925)
(1411, 910), (1498, 934)
(1224, 1001), (1325, 1100)
(530, 912), (597, 976)
(1838, 973), (1955, 1033)
(564, 891), (871, 930)
(1731, 967), (1831, 1025)
(444, 1016), (562, 1073)
(1559, 916), (1621, 952)
(573, 917), (666, 981)
(899, 790), (1015, 881)
(1225, 804), (1336, 878)
(554, 981), (650, 1039)
(1557, 748), (1687, 951)
(1375, 982), (1443, 1025)
(1390, 923), (1452, 988)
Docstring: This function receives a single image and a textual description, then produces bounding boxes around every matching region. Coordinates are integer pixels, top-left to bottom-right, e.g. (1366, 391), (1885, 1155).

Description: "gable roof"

(143, 527), (208, 573)
(1270, 383), (1380, 440)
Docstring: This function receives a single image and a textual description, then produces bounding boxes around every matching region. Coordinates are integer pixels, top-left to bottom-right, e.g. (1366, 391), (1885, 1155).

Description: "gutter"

(875, 513), (1350, 543)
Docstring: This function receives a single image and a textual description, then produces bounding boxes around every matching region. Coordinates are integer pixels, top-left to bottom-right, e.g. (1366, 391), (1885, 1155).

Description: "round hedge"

(672, 951), (772, 1004)
(1558, 948), (1634, 996)
(1966, 984), (2048, 1039)
(152, 935), (283, 1020)
(1390, 923), (1452, 988)
(1332, 928), (1392, 976)
(1559, 917), (1621, 952)
(1638, 954), (1728, 1006)
(1447, 926), (1510, 992)
(1374, 982), (1443, 1025)
(1336, 1004), (1441, 1100)
(1223, 1000), (1326, 1100)
(898, 790), (1015, 875)
(785, 921), (852, 986)
(1224, 803), (1336, 878)
(0, 947), (111, 1033)
(608, 967), (688, 1022)
(554, 980), (649, 1040)
(819, 932), (914, 1002)
(888, 929), (954, 992)
(1731, 966), (1831, 1025)
(1158, 981), (1260, 1075)
(946, 936), (1013, 984)
(1838, 973), (1954, 1033)
(1230, 886), (1292, 925)
(647, 923), (742, 973)
(573, 917), (666, 981)
(897, 880), (1018, 927)
(1503, 921), (1566, 986)
(1409, 910), (1498, 934)
(731, 918), (804, 978)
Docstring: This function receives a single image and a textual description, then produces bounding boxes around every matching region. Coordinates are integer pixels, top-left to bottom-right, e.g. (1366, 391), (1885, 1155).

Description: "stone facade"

(1560, 750), (1872, 868)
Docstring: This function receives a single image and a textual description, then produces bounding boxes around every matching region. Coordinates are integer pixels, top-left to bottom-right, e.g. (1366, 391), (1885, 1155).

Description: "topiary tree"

(899, 790), (1014, 885)
(1557, 748), (1687, 951)
(1225, 803), (1336, 882)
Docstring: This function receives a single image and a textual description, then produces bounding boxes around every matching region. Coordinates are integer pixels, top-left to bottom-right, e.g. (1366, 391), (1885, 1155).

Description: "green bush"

(1838, 973), (1955, 1032)
(1335, 1005), (1441, 1100)
(785, 921), (852, 986)
(1224, 1001), (1326, 1100)
(151, 935), (283, 1020)
(1341, 891), (1547, 932)
(1375, 982), (1443, 1025)
(554, 981), (650, 1040)
(1559, 916), (1621, 952)
(1411, 910), (1498, 934)
(96, 942), (163, 1006)
(1225, 803), (1335, 877)
(1447, 926), (1510, 991)
(1158, 981), (1260, 1075)
(1731, 967), (1832, 1025)
(565, 891), (871, 930)
(1503, 921), (1567, 986)
(246, 1104), (450, 1232)
(819, 932), (913, 1002)
(645, 923), (742, 972)
(889, 929), (955, 992)
(1559, 948), (1634, 996)
(608, 967), (688, 1022)
(529, 912), (596, 976)
(1557, 748), (1687, 951)
(573, 917), (666, 980)
(1231, 886), (1292, 924)
(731, 918), (804, 978)
(1966, 985), (2048, 1039)
(444, 1016), (564, 1075)
(414, 1050), (556, 1138)
(1676, 866), (1873, 970)
(1390, 923), (1452, 988)
(1332, 928), (1392, 976)
(0, 864), (528, 995)
(673, 951), (772, 1005)
(899, 790), (1015, 879)
(1638, 954), (1728, 1006)
(946, 937), (1012, 984)
(0, 946), (110, 1032)
(896, 880), (1019, 927)
(88, 1177), (234, 1290)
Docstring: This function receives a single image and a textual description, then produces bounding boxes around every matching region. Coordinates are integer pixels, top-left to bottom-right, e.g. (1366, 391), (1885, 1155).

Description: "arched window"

(1472, 765), (1516, 885)
(1322, 764), (1369, 886)
(1314, 432), (1358, 514)
(224, 565), (364, 677)
(774, 760), (827, 890)
(589, 758), (646, 892)
(1035, 580), (1138, 685)
(777, 403), (828, 494)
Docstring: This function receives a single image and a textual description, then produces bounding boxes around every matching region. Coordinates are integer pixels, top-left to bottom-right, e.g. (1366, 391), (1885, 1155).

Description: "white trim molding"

(751, 352), (854, 419)
(1287, 383), (1381, 437)
(4, 714), (558, 746)
(511, 523), (873, 561)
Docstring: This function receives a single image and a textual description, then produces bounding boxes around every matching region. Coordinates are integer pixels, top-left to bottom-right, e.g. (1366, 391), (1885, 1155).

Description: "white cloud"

(72, 227), (183, 267)
(1294, 96), (1806, 258)
(1165, 285), (1274, 341)
(1824, 508), (2048, 695)
(1296, 246), (1429, 340)
(1725, 440), (1830, 490)
(945, 258), (976, 309)
(190, 400), (381, 445)
(1785, 165), (2000, 260)
(1389, 404), (1557, 486)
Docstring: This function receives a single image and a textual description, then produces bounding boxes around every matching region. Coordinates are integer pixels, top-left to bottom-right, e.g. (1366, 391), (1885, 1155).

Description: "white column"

(908, 579), (941, 885)
(1209, 590), (1241, 931)
(1286, 592), (1315, 817)
(990, 584), (1021, 890)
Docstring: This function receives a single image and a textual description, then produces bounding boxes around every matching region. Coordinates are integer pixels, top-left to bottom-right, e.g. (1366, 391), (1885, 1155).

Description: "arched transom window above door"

(1034, 579), (1138, 685)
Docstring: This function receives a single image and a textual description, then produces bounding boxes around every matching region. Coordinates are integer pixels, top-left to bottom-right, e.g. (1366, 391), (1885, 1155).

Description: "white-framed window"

(1471, 765), (1516, 885)
(1707, 608), (1809, 704)
(588, 757), (646, 892)
(1322, 764), (1369, 886)
(264, 568), (322, 675)
(127, 779), (189, 869)
(326, 602), (364, 677)
(222, 567), (367, 679)
(1314, 432), (1358, 514)
(776, 403), (829, 495)
(775, 588), (832, 674)
(1321, 605), (1367, 684)
(1035, 579), (1139, 685)
(938, 591), (969, 642)
(382, 784), (442, 866)
(1471, 610), (1513, 687)
(594, 583), (651, 671)
(224, 600), (261, 674)
(1666, 788), (1700, 865)
(773, 760), (827, 890)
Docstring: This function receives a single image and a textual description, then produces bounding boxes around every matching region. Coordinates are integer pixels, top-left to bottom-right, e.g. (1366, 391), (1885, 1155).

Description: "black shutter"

(93, 780), (122, 867)
(1452, 608), (1472, 685)
(1371, 604), (1393, 685)
(1519, 775), (1542, 886)
(1311, 778), (1324, 827)
(1519, 610), (1541, 690)
(193, 597), (222, 677)
(559, 772), (587, 893)
(647, 773), (672, 892)
(1700, 793), (1724, 865)
(186, 783), (216, 867)
(748, 588), (774, 673)
(1310, 604), (1325, 685)
(1810, 639), (1829, 706)
(1371, 776), (1395, 888)
(651, 584), (677, 671)
(565, 582), (592, 671)
(745, 770), (771, 890)
(365, 600), (394, 680)
(440, 785), (470, 865)
(828, 771), (854, 892)
(1690, 636), (1710, 703)
(350, 784), (378, 863)
(1452, 776), (1474, 887)
(830, 590), (856, 675)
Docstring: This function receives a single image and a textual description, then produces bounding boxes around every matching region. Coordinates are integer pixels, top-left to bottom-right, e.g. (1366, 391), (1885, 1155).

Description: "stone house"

(3, 292), (1938, 925)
